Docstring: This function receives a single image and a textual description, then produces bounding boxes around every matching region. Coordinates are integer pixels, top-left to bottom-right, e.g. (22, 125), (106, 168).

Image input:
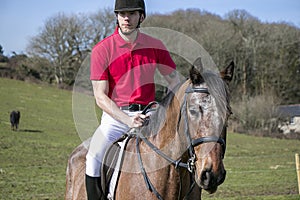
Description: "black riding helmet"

(114, 0), (146, 18)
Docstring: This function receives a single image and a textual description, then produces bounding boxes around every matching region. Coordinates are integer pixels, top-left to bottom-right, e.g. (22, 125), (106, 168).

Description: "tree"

(88, 8), (115, 47)
(0, 44), (9, 62)
(0, 45), (4, 55)
(27, 10), (115, 85)
(225, 9), (261, 96)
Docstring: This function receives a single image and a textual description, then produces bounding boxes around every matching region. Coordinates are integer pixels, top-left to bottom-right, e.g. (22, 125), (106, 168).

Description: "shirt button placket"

(130, 50), (134, 66)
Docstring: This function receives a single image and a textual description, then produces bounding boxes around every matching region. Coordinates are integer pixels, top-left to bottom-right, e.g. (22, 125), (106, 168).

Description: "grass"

(0, 78), (300, 199)
(202, 133), (300, 199)
(0, 78), (82, 199)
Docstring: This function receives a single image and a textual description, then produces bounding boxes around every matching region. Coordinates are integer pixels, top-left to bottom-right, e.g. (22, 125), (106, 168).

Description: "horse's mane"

(201, 70), (231, 123)
(141, 81), (184, 136)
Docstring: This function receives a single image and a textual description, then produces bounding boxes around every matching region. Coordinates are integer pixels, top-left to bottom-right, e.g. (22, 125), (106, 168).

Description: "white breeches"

(85, 111), (137, 177)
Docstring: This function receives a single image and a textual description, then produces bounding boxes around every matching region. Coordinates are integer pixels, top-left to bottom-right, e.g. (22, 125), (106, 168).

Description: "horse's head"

(183, 57), (234, 193)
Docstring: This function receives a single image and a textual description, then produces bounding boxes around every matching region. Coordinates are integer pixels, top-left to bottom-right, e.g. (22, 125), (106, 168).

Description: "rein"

(133, 86), (227, 200)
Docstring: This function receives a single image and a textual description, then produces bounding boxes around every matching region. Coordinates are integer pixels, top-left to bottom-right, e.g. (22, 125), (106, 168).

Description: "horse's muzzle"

(198, 168), (226, 194)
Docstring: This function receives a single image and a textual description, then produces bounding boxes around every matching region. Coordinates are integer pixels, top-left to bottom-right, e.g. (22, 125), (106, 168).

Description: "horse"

(65, 58), (234, 200)
(10, 110), (20, 131)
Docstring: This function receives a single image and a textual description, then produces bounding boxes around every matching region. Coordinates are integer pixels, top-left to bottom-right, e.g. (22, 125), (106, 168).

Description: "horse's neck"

(138, 81), (197, 197)
(150, 81), (190, 159)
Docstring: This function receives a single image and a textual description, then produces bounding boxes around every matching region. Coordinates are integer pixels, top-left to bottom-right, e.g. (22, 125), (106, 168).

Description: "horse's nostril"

(201, 169), (212, 186)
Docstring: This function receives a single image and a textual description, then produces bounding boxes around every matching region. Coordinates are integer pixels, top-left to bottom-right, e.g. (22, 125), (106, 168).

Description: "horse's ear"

(190, 57), (204, 84)
(193, 57), (204, 72)
(220, 61), (234, 84)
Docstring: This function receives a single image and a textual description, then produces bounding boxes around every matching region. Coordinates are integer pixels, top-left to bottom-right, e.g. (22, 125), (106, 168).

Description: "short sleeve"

(90, 44), (109, 80)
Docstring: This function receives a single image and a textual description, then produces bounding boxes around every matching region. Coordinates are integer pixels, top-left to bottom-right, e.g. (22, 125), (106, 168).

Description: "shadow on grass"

(18, 129), (43, 133)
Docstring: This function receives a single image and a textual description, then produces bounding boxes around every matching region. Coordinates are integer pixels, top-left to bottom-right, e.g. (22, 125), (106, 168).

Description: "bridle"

(181, 86), (226, 173)
(134, 85), (227, 200)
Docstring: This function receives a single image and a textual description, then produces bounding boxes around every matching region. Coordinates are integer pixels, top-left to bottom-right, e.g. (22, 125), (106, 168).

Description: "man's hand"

(129, 113), (150, 128)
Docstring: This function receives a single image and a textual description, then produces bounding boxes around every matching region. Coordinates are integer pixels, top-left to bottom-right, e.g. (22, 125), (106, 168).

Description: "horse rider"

(85, 0), (180, 199)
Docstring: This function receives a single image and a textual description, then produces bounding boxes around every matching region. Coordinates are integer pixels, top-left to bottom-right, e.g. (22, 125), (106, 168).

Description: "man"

(85, 0), (180, 199)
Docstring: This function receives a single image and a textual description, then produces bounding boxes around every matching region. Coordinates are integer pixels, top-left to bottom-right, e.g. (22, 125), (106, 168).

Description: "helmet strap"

(136, 13), (143, 28)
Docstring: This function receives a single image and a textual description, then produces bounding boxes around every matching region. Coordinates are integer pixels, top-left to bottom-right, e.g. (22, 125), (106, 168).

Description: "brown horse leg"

(65, 139), (90, 200)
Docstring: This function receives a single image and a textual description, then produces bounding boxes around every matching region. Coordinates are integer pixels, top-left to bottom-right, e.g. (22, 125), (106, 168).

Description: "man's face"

(117, 11), (143, 34)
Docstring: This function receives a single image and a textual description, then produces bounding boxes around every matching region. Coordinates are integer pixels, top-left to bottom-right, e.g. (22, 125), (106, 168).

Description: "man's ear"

(140, 14), (145, 23)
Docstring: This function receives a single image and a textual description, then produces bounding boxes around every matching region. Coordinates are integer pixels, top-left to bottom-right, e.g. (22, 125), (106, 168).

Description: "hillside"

(0, 78), (82, 199)
(0, 78), (299, 199)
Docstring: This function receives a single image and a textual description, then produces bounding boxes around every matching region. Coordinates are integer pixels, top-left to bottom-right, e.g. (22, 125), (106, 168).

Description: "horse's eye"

(200, 95), (211, 110)
(189, 109), (198, 116)
(201, 95), (210, 103)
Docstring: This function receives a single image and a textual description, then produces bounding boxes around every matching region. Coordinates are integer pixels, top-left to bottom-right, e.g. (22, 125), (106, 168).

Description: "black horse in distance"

(10, 110), (20, 131)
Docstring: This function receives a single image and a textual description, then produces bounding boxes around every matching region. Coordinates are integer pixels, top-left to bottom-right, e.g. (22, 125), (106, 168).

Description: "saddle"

(101, 133), (132, 200)
(100, 102), (158, 199)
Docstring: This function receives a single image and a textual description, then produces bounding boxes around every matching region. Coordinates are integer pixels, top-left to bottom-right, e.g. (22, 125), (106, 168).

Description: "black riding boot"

(85, 174), (105, 200)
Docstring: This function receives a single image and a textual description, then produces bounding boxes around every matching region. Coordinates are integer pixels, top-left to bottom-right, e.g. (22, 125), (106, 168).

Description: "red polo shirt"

(90, 27), (176, 107)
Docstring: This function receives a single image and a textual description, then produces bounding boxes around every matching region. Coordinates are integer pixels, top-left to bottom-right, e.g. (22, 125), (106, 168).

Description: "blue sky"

(1, 0), (299, 56)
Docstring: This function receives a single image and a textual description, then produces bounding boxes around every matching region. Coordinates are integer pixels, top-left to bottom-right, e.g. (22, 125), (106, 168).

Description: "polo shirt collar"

(113, 26), (145, 48)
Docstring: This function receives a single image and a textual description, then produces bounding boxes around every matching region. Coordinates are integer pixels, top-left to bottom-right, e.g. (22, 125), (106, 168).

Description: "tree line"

(144, 9), (300, 104)
(1, 8), (299, 135)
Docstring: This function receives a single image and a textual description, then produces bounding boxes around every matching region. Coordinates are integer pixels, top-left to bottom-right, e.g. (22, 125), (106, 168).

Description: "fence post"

(296, 153), (300, 195)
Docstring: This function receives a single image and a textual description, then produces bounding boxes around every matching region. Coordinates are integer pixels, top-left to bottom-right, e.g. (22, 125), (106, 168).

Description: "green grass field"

(0, 78), (299, 199)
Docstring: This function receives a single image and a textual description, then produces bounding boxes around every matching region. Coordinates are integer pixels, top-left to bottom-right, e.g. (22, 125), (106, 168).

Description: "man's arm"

(92, 80), (146, 128)
(164, 70), (180, 91)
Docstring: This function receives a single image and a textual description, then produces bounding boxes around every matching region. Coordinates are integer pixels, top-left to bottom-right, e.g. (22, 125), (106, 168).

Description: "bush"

(0, 55), (9, 63)
(230, 94), (281, 135)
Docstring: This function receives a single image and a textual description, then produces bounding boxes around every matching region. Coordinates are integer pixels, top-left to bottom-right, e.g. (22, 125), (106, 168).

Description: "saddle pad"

(101, 134), (131, 198)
